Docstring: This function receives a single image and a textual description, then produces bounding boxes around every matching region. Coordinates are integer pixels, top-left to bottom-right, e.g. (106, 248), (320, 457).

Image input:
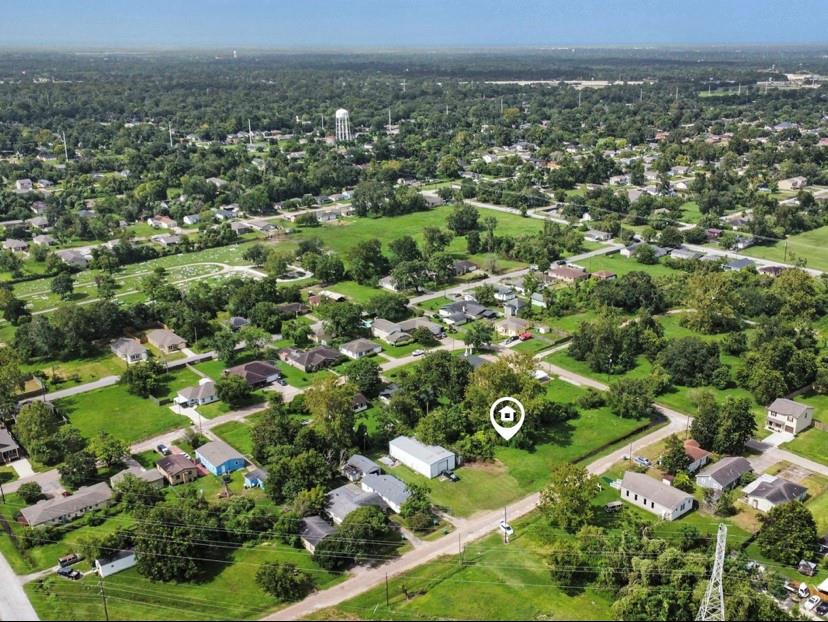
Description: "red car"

(518, 332), (533, 341)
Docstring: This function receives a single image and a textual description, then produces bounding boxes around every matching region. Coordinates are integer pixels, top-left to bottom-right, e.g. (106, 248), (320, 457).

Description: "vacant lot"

(742, 225), (828, 272)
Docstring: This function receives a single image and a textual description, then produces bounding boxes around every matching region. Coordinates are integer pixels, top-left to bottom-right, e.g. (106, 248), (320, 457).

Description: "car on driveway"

(156, 443), (171, 456)
(804, 596), (822, 611)
(57, 567), (82, 580)
(633, 456), (652, 468)
(412, 349), (425, 357)
(498, 520), (514, 536)
(518, 332), (533, 341)
(815, 601), (828, 616)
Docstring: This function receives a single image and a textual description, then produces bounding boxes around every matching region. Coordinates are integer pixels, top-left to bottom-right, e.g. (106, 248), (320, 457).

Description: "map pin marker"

(490, 396), (525, 441)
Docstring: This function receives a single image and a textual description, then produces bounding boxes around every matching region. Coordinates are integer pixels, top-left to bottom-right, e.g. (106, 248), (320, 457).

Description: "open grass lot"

(794, 391), (828, 423)
(212, 418), (259, 458)
(21, 350), (126, 389)
(308, 512), (614, 621)
(197, 391), (267, 419)
(781, 427), (828, 467)
(26, 541), (345, 621)
(55, 383), (190, 444)
(276, 361), (336, 388)
(741, 225), (828, 272)
(326, 280), (385, 305)
(387, 378), (651, 517)
(571, 252), (680, 278)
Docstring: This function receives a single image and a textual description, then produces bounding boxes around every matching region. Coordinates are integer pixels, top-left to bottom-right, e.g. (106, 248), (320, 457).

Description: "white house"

(360, 473), (410, 513)
(620, 471), (693, 521)
(95, 550), (136, 578)
(389, 436), (456, 479)
(766, 398), (813, 435)
(339, 338), (382, 360)
(743, 474), (807, 513)
(175, 379), (218, 408)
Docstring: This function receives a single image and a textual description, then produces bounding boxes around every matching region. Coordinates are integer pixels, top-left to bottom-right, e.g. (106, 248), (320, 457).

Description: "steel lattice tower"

(697, 523), (727, 621)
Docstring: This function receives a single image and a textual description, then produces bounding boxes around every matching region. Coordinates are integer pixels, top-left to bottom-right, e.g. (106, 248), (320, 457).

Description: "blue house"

(244, 468), (267, 489)
(195, 440), (245, 476)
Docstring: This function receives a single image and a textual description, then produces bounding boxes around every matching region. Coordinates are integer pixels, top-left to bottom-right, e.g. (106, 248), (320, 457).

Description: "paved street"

(0, 549), (39, 621)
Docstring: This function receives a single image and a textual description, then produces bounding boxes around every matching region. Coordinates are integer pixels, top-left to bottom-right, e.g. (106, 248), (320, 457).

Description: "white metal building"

(389, 436), (456, 479)
(620, 471), (694, 521)
(95, 550), (136, 577)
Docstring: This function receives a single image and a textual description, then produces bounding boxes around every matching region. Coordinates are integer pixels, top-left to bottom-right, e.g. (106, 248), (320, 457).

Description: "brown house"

(156, 455), (199, 485)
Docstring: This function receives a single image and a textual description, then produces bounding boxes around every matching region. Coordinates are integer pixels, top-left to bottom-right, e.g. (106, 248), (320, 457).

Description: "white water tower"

(335, 108), (351, 142)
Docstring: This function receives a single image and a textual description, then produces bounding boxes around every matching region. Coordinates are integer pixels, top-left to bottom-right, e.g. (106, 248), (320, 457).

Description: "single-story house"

(547, 265), (589, 283)
(326, 483), (386, 525)
(280, 346), (342, 373)
(182, 214), (201, 226)
(110, 465), (165, 489)
(778, 176), (808, 191)
(620, 242), (668, 259)
(585, 230), (612, 242)
(620, 471), (694, 521)
(175, 379), (218, 408)
(110, 337), (148, 365)
(244, 467), (267, 489)
(0, 428), (21, 464)
(503, 298), (528, 317)
(352, 392), (370, 413)
(147, 215), (177, 229)
(766, 398), (813, 435)
(592, 270), (616, 281)
(495, 317), (531, 337)
(683, 439), (711, 474)
(95, 550), (136, 578)
(695, 457), (752, 492)
(15, 178), (33, 193)
(389, 436), (456, 479)
(32, 234), (55, 246)
(460, 353), (487, 370)
(3, 239), (28, 253)
(228, 316), (249, 331)
(453, 259), (478, 275)
(343, 455), (381, 482)
(360, 474), (410, 514)
(152, 234), (182, 248)
(225, 360), (282, 387)
(299, 515), (336, 553)
(19, 482), (113, 527)
(439, 301), (497, 323)
(743, 474), (807, 513)
(156, 454), (199, 485)
(55, 248), (89, 269)
(724, 257), (755, 271)
(372, 318), (413, 345)
(340, 338), (382, 360)
(275, 302), (309, 318)
(195, 440), (246, 476)
(669, 247), (703, 261)
(493, 285), (516, 302)
(146, 329), (186, 354)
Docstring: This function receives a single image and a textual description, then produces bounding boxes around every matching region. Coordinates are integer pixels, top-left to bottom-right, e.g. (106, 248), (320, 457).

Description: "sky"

(1, 0), (826, 49)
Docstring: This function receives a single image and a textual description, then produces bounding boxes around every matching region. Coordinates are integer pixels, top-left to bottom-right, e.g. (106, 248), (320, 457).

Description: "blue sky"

(2, 0), (825, 48)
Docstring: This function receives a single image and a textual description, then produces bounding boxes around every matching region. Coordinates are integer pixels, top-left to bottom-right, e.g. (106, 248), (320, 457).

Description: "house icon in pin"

(499, 404), (516, 423)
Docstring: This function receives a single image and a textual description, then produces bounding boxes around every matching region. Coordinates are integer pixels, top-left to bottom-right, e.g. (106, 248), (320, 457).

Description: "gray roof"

(110, 466), (164, 487)
(146, 328), (186, 348)
(768, 398), (811, 419)
(245, 467), (267, 482)
(0, 428), (19, 453)
(110, 337), (147, 357)
(196, 440), (244, 467)
(345, 455), (381, 477)
(390, 436), (455, 466)
(326, 483), (386, 522)
(621, 471), (692, 509)
(749, 478), (807, 505)
(697, 456), (752, 487)
(177, 380), (216, 402)
(361, 474), (410, 508)
(341, 338), (380, 355)
(299, 515), (336, 548)
(20, 482), (113, 526)
(724, 258), (755, 270)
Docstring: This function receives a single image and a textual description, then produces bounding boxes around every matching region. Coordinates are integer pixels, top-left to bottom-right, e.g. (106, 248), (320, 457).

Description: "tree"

(17, 482), (43, 504)
(660, 434), (690, 475)
(364, 293), (409, 322)
(388, 236), (421, 263)
(114, 473), (164, 513)
(428, 252), (456, 286)
(539, 463), (599, 533)
(291, 485), (327, 517)
(422, 227), (453, 257)
(656, 338), (720, 386)
(690, 391), (719, 450)
(714, 397), (756, 454)
(607, 378), (653, 419)
(120, 359), (165, 397)
(319, 301), (363, 339)
(211, 327), (238, 363)
(256, 562), (314, 601)
(0, 345), (24, 417)
(91, 432), (129, 468)
(13, 401), (65, 464)
(463, 321), (494, 352)
(345, 357), (382, 398)
(238, 325), (271, 358)
(304, 377), (356, 454)
(50, 271), (74, 300)
(446, 203), (480, 235)
(400, 481), (432, 531)
(282, 319), (311, 347)
(313, 505), (395, 570)
(348, 240), (389, 284)
(216, 374), (252, 407)
(757, 501), (818, 565)
(264, 251), (291, 277)
(59, 449), (97, 488)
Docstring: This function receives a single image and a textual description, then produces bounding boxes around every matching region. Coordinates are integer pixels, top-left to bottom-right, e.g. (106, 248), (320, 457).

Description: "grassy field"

(781, 427), (828, 466)
(571, 252), (680, 278)
(741, 225), (828, 272)
(21, 351), (126, 389)
(385, 378), (650, 517)
(26, 541), (344, 621)
(212, 419), (258, 458)
(55, 383), (190, 444)
(308, 511), (614, 621)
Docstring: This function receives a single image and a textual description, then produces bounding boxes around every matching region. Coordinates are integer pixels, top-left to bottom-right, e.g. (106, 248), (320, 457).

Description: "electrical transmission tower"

(697, 523), (727, 621)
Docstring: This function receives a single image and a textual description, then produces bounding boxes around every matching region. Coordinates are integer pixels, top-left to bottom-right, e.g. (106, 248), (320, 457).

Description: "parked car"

(442, 470), (459, 482)
(411, 349), (425, 357)
(518, 332), (533, 341)
(804, 596), (822, 611)
(275, 378), (287, 386)
(633, 456), (652, 468)
(156, 443), (171, 456)
(504, 336), (519, 344)
(815, 601), (828, 616)
(498, 520), (514, 536)
(58, 553), (79, 568)
(798, 583), (811, 599)
(57, 567), (82, 580)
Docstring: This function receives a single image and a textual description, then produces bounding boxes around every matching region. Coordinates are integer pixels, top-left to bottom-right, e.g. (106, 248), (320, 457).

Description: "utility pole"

(62, 130), (69, 161)
(400, 79), (406, 93)
(168, 122), (173, 148)
(696, 523), (727, 621)
(578, 91), (581, 108)
(385, 573), (390, 608)
(248, 119), (253, 145)
(98, 573), (110, 621)
(500, 96), (504, 114)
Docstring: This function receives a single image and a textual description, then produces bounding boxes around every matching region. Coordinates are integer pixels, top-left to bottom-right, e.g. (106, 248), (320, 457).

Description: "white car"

(498, 520), (514, 536)
(804, 595), (822, 611)
(411, 349), (425, 357)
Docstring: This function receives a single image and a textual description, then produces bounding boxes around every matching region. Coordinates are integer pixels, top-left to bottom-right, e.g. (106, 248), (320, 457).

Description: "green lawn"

(22, 351), (126, 389)
(55, 384), (190, 444)
(275, 361), (335, 388)
(308, 512), (613, 621)
(742, 225), (828, 272)
(212, 420), (256, 458)
(26, 541), (344, 621)
(781, 427), (828, 467)
(326, 280), (385, 305)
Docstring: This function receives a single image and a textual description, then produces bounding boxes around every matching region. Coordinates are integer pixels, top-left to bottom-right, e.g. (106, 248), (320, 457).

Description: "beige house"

(146, 329), (187, 354)
(766, 398), (813, 435)
(495, 317), (531, 337)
